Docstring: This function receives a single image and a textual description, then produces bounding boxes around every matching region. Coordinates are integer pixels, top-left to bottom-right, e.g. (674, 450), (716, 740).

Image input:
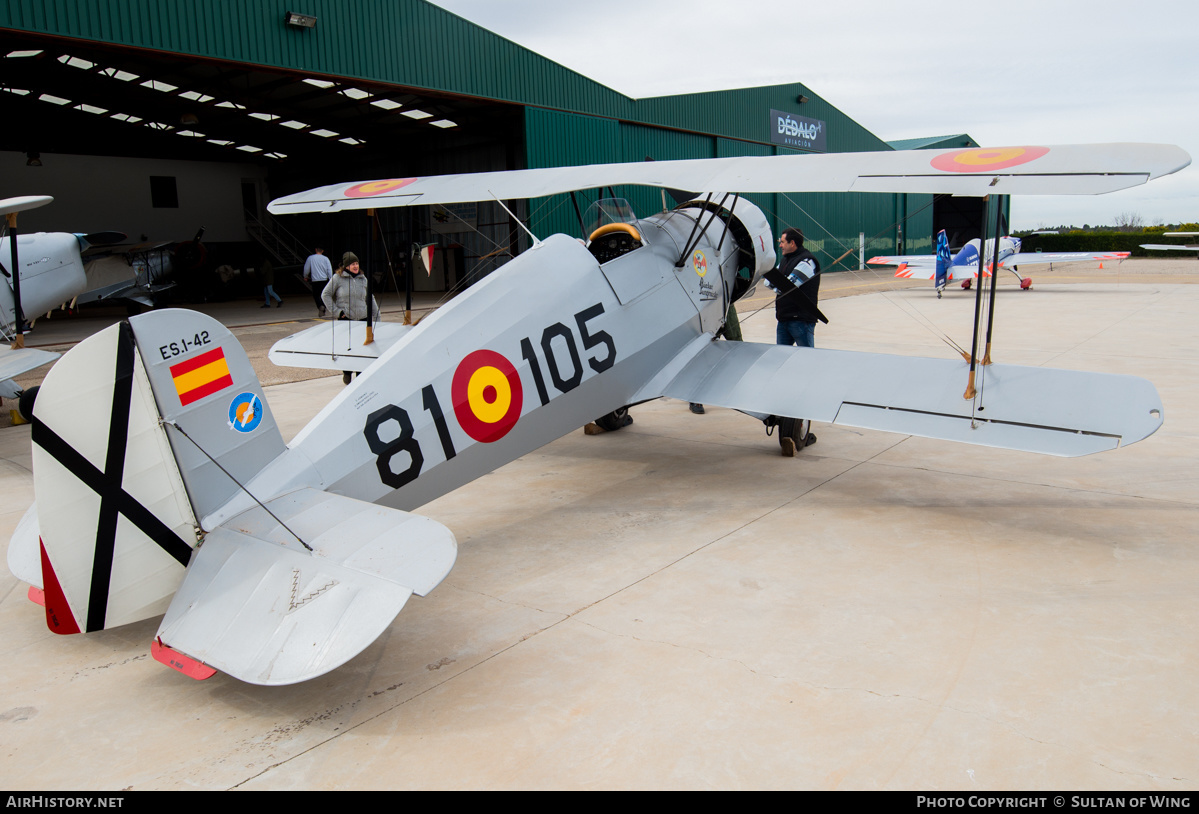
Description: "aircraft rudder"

(29, 308), (285, 635)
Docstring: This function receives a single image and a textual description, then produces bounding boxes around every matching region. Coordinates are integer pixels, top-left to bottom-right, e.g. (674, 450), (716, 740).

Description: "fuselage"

(0, 232), (90, 327)
(205, 199), (775, 528)
(948, 236), (1020, 277)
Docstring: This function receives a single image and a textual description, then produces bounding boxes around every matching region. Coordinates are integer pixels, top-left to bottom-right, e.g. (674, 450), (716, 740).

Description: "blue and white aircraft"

(870, 230), (1130, 297)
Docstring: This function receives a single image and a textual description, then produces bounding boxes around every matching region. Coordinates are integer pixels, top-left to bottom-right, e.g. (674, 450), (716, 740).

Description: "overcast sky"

(428, 0), (1197, 230)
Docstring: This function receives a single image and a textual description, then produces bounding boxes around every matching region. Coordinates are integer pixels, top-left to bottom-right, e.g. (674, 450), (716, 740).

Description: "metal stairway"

(245, 210), (307, 266)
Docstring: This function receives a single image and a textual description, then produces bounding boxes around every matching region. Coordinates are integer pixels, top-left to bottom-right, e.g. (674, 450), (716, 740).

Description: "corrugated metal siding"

(1, 0), (636, 117)
(632, 84), (893, 153)
(7, 1), (943, 261)
(622, 86), (926, 265)
(523, 107), (622, 239)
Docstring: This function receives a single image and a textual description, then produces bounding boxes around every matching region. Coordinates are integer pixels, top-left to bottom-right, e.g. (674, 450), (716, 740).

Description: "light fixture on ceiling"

(180, 113), (200, 126)
(25, 151), (42, 167)
(285, 11), (317, 28)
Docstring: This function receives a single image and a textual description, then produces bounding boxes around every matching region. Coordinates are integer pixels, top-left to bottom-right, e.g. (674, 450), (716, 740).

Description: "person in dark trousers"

(303, 247), (333, 317)
(322, 252), (379, 384)
(763, 227), (828, 456)
(260, 256), (282, 308)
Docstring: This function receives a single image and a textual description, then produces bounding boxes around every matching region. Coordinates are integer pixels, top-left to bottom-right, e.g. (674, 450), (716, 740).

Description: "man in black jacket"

(765, 228), (826, 347)
(763, 228), (827, 455)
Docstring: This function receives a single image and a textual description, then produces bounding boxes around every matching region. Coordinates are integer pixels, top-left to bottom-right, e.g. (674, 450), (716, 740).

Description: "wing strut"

(981, 195), (1006, 367)
(675, 193), (733, 268)
(964, 197), (992, 399)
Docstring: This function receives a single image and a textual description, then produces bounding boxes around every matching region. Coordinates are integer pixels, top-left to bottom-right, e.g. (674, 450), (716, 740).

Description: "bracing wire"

(737, 192), (971, 359)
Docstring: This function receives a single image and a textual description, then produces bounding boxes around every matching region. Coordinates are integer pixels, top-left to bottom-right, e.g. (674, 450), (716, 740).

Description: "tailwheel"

(17, 385), (39, 423)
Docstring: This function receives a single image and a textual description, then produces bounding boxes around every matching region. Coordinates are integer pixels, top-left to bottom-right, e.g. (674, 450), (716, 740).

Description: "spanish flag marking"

(170, 347), (234, 406)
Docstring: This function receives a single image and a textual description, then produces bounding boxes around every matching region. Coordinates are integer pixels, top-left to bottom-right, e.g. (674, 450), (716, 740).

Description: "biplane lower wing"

(268, 320), (413, 372)
(999, 251), (1130, 267)
(0, 347), (60, 399)
(1141, 243), (1199, 252)
(653, 340), (1162, 457)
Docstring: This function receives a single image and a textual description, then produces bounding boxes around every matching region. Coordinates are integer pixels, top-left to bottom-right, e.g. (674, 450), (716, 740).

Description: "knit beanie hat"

(341, 252), (359, 267)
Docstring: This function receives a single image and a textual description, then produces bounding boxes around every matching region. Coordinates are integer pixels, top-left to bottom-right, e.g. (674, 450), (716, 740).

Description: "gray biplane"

(7, 143), (1190, 685)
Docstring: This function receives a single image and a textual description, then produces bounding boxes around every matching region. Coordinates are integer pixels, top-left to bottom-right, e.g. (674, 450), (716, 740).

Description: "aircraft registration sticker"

(170, 346), (234, 406)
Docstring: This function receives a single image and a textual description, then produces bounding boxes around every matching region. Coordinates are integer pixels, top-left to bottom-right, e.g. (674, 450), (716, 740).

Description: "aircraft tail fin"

(25, 307), (457, 684)
(29, 309), (285, 634)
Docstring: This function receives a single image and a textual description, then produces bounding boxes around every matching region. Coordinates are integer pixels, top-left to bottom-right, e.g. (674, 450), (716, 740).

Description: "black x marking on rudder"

(31, 321), (192, 632)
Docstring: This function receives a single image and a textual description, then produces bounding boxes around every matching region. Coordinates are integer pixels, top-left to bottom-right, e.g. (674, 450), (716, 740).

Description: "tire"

(17, 385), (39, 423)
(595, 406), (632, 432)
(777, 416), (811, 450)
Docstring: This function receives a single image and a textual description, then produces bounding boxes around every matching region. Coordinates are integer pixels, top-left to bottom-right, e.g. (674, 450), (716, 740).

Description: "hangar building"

(0, 0), (979, 294)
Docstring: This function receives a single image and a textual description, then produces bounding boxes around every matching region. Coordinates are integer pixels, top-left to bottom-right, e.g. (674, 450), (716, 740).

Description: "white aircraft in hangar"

(6, 142), (1190, 686)
(0, 195), (106, 406)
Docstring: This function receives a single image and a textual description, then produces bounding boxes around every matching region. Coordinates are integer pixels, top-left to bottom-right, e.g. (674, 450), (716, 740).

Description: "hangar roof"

(887, 134), (979, 151)
(0, 28), (518, 173)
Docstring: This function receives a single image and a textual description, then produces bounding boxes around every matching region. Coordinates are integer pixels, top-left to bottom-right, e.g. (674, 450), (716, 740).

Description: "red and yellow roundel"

(344, 178), (418, 198)
(930, 146), (1050, 173)
(451, 349), (523, 443)
(692, 249), (708, 277)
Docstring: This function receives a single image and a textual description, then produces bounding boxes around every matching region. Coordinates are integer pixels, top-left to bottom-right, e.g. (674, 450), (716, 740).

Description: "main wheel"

(777, 416), (812, 450)
(595, 406), (632, 432)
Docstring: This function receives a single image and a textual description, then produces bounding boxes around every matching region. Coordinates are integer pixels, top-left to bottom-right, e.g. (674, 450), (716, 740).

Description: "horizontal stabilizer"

(7, 503), (41, 589)
(156, 488), (456, 685)
(268, 321), (412, 372)
(656, 341), (1162, 457)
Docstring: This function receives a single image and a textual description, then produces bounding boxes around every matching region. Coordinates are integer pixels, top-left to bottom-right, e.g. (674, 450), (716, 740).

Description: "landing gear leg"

(594, 406), (633, 432)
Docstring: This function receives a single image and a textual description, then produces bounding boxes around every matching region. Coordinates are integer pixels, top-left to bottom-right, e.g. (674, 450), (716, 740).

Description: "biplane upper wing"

(648, 339), (1162, 457)
(268, 143), (1191, 214)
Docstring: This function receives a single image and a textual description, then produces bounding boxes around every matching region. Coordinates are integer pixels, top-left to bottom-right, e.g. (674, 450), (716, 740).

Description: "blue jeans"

(777, 320), (815, 348)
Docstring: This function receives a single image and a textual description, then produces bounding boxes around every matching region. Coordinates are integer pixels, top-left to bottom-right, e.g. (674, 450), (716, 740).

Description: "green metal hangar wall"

(0, 0), (933, 291)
